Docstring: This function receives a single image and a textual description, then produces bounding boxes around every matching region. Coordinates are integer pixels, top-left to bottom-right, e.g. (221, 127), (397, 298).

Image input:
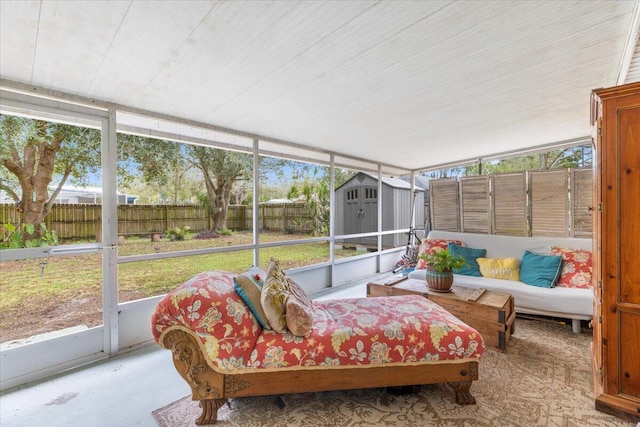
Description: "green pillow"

(519, 250), (563, 288)
(448, 243), (486, 276)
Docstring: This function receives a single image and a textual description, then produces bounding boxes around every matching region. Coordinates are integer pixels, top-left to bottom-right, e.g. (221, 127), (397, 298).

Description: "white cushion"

(408, 231), (594, 320)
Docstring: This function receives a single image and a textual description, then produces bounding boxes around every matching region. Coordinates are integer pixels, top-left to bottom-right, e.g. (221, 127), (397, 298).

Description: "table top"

(369, 276), (512, 309)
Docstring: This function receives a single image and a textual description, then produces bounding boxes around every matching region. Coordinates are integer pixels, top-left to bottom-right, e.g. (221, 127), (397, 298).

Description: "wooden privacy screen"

(530, 169), (570, 237)
(492, 172), (527, 236)
(460, 176), (490, 234)
(429, 168), (592, 238)
(430, 179), (460, 232)
(571, 168), (594, 238)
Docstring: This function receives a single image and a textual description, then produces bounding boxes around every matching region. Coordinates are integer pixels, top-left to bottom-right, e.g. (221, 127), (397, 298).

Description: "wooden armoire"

(591, 81), (640, 422)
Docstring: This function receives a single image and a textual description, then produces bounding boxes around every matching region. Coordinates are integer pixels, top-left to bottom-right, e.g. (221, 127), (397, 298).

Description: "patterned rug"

(152, 318), (636, 426)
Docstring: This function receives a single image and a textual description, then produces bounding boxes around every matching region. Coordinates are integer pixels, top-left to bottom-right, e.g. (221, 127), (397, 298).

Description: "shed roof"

(336, 172), (425, 192)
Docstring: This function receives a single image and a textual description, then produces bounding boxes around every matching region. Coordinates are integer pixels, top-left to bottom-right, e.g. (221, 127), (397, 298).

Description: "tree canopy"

(0, 115), (101, 238)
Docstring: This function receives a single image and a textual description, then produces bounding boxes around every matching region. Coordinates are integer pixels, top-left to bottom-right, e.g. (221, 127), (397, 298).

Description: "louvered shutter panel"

(492, 172), (527, 236)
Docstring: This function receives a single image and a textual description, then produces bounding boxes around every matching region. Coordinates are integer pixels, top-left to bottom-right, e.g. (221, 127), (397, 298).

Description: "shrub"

(193, 229), (220, 240)
(1, 222), (58, 248)
(165, 226), (190, 241)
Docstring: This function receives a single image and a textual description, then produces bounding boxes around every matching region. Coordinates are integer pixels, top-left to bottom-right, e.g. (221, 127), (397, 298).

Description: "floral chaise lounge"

(151, 264), (486, 425)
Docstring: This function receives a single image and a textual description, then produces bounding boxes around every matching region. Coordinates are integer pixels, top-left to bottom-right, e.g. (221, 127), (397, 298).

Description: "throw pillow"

(477, 257), (520, 280)
(549, 246), (593, 289)
(415, 239), (466, 269)
(285, 277), (314, 338)
(261, 258), (290, 333)
(233, 266), (271, 329)
(448, 243), (486, 276)
(519, 250), (563, 288)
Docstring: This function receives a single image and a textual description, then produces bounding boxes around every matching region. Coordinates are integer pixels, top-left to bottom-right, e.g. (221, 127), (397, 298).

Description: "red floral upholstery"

(249, 295), (485, 369)
(152, 271), (486, 372)
(415, 239), (466, 269)
(549, 247), (593, 289)
(152, 271), (261, 369)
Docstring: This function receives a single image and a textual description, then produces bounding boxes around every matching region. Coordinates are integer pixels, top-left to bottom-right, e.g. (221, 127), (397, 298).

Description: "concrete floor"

(0, 280), (370, 427)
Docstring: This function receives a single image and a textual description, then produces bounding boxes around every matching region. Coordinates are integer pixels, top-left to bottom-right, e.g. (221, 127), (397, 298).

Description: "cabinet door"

(614, 105), (640, 398)
(600, 90), (640, 403)
(591, 101), (603, 395)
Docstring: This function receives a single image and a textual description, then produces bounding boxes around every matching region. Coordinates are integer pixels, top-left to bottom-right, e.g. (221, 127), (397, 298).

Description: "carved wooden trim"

(161, 328), (480, 424)
(449, 381), (476, 405)
(225, 375), (253, 394)
(196, 398), (227, 425)
(164, 330), (221, 399)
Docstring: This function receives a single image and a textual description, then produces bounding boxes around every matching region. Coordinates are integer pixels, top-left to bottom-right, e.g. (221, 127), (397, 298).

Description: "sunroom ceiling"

(1, 1), (639, 172)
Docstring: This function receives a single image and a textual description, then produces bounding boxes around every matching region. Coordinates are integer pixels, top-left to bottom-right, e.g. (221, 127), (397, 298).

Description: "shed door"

(344, 186), (378, 245)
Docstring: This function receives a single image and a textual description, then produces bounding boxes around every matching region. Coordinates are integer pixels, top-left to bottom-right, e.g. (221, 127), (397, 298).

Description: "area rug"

(152, 318), (635, 426)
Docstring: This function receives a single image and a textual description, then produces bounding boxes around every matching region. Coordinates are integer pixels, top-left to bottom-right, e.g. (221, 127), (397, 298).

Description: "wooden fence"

(429, 168), (592, 238)
(0, 202), (314, 239)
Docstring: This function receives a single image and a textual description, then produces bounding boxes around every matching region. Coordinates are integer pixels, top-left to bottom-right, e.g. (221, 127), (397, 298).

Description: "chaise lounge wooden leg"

(196, 398), (227, 425)
(449, 381), (476, 405)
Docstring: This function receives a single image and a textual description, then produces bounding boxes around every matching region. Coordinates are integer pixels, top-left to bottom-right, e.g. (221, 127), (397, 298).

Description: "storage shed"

(335, 173), (425, 249)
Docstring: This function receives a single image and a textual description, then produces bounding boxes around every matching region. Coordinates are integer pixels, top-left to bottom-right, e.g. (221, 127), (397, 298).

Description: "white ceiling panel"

(1, 0), (638, 171)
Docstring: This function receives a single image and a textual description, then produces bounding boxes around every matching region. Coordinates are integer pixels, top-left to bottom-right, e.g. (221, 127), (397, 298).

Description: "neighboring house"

(0, 185), (138, 205)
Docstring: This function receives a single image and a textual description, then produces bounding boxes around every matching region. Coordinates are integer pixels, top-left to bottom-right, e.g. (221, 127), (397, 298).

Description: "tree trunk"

(212, 179), (233, 230)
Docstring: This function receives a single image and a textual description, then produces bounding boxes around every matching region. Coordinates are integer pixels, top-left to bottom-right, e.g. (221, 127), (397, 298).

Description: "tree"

(422, 145), (592, 178)
(117, 134), (194, 204)
(288, 177), (330, 236)
(0, 115), (101, 240)
(285, 166), (339, 236)
(188, 145), (252, 229)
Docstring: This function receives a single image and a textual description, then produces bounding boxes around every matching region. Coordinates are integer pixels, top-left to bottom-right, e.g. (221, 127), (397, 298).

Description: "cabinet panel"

(619, 312), (640, 397)
(619, 107), (640, 305)
(592, 81), (640, 423)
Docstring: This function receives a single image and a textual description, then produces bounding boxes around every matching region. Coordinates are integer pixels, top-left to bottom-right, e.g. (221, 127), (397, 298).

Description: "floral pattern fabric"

(152, 272), (485, 372)
(415, 239), (466, 269)
(549, 247), (593, 289)
(152, 271), (262, 369)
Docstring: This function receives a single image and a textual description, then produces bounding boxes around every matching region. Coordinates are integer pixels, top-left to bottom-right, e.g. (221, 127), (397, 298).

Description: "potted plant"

(419, 248), (466, 292)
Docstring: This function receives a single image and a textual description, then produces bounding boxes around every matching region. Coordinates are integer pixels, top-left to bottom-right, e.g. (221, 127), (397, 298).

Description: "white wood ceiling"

(1, 1), (639, 172)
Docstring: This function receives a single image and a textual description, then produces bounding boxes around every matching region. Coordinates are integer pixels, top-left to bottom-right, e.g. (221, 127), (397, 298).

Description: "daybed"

(409, 231), (593, 333)
(152, 270), (486, 425)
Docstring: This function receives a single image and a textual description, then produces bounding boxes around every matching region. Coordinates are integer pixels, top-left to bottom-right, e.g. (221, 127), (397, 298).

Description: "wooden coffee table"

(367, 277), (515, 350)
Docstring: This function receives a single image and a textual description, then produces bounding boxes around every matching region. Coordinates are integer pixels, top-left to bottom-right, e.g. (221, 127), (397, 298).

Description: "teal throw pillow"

(448, 243), (486, 276)
(233, 266), (271, 329)
(519, 250), (563, 288)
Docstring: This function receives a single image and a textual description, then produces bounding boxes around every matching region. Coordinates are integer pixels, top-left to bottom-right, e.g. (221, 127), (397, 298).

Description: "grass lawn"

(0, 231), (368, 343)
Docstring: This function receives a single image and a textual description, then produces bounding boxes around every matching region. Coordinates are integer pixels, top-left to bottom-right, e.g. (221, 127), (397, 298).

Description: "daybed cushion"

(251, 295), (485, 368)
(152, 271), (486, 372)
(438, 273), (593, 317)
(152, 271), (262, 367)
(408, 231), (594, 320)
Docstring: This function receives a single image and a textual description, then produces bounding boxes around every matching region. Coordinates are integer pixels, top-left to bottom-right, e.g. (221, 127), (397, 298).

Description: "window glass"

(334, 167), (379, 258)
(1, 114), (103, 345)
(259, 242), (330, 271)
(257, 155), (330, 239)
(116, 136), (254, 255)
(118, 250), (253, 303)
